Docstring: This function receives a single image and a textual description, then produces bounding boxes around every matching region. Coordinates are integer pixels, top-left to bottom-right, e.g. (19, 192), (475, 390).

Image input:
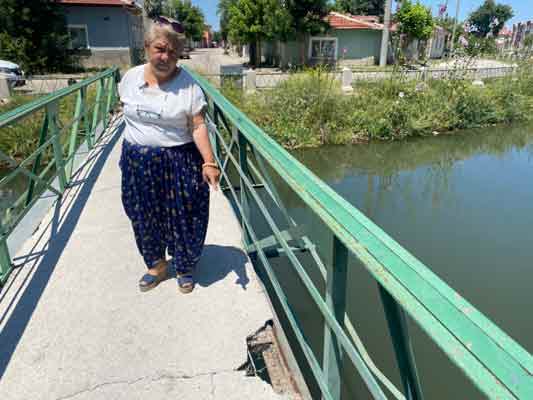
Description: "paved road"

(0, 118), (292, 400)
(180, 48), (246, 76)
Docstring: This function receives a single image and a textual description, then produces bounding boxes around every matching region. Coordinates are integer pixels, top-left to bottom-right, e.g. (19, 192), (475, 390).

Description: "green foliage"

(226, 0), (293, 65)
(435, 15), (462, 43)
(227, 0), (291, 44)
(333, 0), (385, 16)
(221, 68), (533, 148)
(144, 0), (164, 19)
(467, 0), (513, 38)
(462, 35), (498, 57)
(285, 0), (330, 37)
(0, 0), (72, 73)
(0, 87), (97, 165)
(166, 0), (205, 42)
(524, 34), (533, 51)
(217, 0), (238, 41)
(220, 0), (329, 65)
(396, 0), (434, 41)
(212, 31), (223, 44)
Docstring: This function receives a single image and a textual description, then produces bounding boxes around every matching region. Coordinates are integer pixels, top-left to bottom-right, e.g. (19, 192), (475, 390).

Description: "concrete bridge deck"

(0, 119), (289, 400)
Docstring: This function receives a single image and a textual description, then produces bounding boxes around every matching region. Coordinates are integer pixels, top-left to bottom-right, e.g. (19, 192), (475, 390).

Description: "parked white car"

(0, 60), (25, 87)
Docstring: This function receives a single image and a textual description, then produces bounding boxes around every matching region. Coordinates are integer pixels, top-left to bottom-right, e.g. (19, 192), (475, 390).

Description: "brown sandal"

(177, 273), (194, 294)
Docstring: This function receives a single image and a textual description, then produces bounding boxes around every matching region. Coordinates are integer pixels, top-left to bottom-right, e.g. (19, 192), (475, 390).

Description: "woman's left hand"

(202, 165), (220, 190)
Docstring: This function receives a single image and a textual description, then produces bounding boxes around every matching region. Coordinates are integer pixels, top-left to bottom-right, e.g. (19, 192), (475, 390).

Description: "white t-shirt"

(118, 64), (207, 147)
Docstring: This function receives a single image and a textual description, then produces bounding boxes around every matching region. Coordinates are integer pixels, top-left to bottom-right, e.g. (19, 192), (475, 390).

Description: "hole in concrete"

(237, 319), (274, 385)
(237, 320), (302, 398)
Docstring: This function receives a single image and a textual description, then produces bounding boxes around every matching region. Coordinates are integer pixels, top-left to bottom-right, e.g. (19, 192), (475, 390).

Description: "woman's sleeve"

(118, 69), (130, 99)
(191, 83), (207, 116)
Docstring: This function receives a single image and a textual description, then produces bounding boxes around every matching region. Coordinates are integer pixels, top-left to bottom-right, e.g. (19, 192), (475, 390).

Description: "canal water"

(256, 124), (533, 399)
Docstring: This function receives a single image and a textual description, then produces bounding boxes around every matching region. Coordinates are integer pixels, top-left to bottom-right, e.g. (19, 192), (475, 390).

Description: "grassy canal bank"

(0, 88), (97, 170)
(222, 64), (533, 149)
(2, 63), (533, 162)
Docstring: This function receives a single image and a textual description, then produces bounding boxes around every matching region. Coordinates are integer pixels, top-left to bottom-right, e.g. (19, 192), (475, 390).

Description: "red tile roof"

(328, 12), (396, 31)
(499, 26), (512, 37)
(58, 0), (136, 6)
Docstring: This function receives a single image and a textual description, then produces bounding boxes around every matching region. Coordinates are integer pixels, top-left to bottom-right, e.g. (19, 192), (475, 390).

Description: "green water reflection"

(271, 124), (533, 399)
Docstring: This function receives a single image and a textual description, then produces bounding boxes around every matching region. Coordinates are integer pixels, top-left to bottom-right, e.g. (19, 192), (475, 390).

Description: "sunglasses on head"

(154, 16), (185, 34)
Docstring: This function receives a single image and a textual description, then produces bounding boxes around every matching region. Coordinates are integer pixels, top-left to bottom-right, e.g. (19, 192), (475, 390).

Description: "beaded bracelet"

(202, 162), (219, 169)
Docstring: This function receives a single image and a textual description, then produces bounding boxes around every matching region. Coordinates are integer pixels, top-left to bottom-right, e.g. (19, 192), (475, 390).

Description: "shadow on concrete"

(0, 120), (122, 380)
(195, 244), (250, 290)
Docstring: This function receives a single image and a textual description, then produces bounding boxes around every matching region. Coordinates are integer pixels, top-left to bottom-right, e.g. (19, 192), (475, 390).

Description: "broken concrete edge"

(235, 256), (312, 399)
(266, 296), (312, 400)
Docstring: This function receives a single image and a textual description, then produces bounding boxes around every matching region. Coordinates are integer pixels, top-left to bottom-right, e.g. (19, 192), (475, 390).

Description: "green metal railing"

(0, 67), (120, 285)
(185, 66), (533, 400)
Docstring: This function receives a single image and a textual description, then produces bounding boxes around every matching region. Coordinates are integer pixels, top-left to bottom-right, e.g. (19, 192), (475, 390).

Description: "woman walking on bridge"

(118, 22), (219, 294)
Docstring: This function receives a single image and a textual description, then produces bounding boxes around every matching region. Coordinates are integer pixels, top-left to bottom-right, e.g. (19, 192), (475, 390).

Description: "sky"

(191, 0), (532, 32)
(410, 0), (532, 26)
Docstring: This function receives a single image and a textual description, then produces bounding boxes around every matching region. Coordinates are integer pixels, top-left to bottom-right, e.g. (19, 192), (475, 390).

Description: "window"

(68, 25), (89, 49)
(309, 37), (338, 60)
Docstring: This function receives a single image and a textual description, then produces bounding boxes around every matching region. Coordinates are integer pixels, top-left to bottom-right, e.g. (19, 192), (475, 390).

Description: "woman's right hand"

(202, 165), (220, 190)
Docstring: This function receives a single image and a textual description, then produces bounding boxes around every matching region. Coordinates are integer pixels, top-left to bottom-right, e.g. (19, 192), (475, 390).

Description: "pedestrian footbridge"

(0, 68), (531, 400)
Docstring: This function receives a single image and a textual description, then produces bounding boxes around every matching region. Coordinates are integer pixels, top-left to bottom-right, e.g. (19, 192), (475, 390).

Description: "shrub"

(220, 65), (533, 148)
(0, 0), (73, 73)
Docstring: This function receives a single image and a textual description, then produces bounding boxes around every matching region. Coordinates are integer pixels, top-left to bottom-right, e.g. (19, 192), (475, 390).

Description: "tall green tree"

(222, 0), (329, 65)
(286, 0), (330, 63)
(333, 0), (385, 16)
(467, 0), (513, 38)
(396, 0), (434, 41)
(166, 0), (205, 43)
(217, 0), (238, 42)
(286, 0), (329, 37)
(227, 0), (291, 65)
(144, 0), (164, 19)
(395, 0), (434, 61)
(0, 0), (71, 73)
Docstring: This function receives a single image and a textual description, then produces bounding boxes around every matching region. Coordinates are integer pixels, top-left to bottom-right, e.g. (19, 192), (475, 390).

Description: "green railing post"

(212, 105), (221, 163)
(0, 232), (12, 286)
(104, 76), (115, 128)
(238, 129), (252, 246)
(47, 101), (67, 193)
(211, 105), (227, 190)
(379, 285), (424, 400)
(66, 90), (84, 181)
(90, 78), (104, 147)
(79, 86), (91, 149)
(323, 236), (348, 400)
(25, 113), (49, 206)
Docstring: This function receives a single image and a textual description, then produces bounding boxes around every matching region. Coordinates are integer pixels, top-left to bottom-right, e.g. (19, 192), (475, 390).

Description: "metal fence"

(186, 65), (532, 400)
(0, 68), (120, 285)
(12, 74), (94, 96)
(349, 66), (516, 82)
(200, 66), (517, 91)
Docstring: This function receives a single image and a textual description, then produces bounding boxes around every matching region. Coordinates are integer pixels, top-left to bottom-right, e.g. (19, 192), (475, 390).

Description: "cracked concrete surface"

(0, 122), (286, 400)
(52, 370), (284, 400)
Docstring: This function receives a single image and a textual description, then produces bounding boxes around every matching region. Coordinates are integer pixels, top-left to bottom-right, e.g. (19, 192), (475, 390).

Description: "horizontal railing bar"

(211, 121), (388, 399)
(10, 158), (57, 210)
(210, 138), (336, 400)
(0, 101), (98, 187)
(189, 65), (532, 399)
(1, 171), (57, 239)
(54, 105), (95, 138)
(0, 153), (61, 197)
(0, 133), (59, 188)
(0, 68), (117, 128)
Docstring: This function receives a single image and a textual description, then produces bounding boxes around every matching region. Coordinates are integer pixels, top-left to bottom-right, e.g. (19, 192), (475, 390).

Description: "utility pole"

(450, 0), (461, 54)
(380, 0), (393, 67)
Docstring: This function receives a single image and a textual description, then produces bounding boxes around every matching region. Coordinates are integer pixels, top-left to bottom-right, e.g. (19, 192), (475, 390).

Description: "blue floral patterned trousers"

(120, 140), (209, 274)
